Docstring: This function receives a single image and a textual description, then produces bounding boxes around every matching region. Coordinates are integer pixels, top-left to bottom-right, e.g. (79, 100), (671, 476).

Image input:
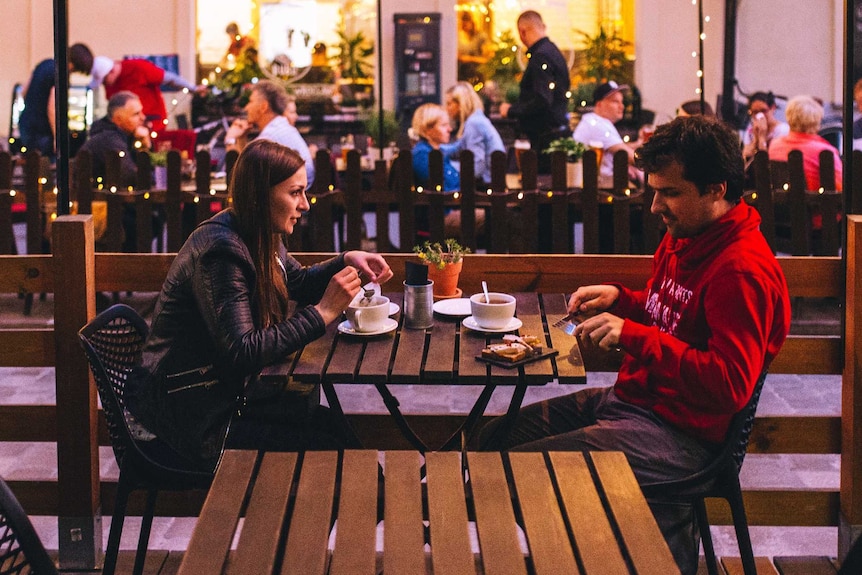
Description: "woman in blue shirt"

(410, 103), (460, 191)
(445, 82), (505, 186)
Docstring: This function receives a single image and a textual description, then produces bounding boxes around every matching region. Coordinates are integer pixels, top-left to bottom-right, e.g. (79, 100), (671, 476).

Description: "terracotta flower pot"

(427, 260), (463, 297)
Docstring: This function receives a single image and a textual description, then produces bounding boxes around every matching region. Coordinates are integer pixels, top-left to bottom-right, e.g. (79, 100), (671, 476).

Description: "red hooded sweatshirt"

(611, 201), (791, 445)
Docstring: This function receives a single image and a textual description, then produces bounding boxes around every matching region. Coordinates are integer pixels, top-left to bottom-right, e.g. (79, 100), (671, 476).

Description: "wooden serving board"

(476, 348), (559, 369)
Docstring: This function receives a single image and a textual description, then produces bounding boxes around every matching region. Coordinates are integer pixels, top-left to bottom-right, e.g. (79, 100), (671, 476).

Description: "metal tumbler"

(403, 280), (434, 329)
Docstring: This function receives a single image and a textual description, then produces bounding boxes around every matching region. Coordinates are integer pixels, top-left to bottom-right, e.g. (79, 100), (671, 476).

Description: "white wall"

(0, 0), (847, 140)
(637, 0), (843, 122)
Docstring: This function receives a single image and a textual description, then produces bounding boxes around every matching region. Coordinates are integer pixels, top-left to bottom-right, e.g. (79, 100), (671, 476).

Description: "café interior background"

(0, 0), (847, 140)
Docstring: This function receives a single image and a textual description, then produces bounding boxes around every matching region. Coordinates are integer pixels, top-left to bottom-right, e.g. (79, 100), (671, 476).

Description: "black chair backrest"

(0, 476), (58, 575)
(729, 370), (768, 471)
(77, 304), (149, 466)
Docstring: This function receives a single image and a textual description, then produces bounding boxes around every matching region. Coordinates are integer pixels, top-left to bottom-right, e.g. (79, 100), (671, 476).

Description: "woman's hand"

(344, 251), (394, 285)
(314, 266), (363, 325)
(567, 285), (620, 318)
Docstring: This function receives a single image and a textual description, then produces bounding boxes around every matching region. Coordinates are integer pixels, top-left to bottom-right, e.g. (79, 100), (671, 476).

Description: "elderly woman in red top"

(768, 95), (843, 192)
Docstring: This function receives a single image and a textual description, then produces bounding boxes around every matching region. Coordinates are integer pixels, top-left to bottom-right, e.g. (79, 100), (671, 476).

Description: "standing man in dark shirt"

(499, 11), (570, 174)
(18, 43), (94, 158)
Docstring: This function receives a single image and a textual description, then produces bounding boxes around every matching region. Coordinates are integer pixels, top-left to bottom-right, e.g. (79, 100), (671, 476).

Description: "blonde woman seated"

(410, 103), (460, 191)
(445, 82), (505, 186)
(768, 95), (842, 192)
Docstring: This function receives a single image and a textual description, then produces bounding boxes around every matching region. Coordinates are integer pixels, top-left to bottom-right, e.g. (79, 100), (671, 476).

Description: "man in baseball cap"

(573, 80), (640, 181)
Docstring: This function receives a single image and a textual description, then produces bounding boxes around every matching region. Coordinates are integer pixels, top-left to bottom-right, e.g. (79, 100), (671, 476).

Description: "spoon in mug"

(482, 281), (490, 303)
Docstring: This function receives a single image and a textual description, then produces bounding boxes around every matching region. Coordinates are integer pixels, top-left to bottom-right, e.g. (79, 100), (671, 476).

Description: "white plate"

(337, 318), (398, 337)
(461, 316), (523, 333)
(389, 302), (400, 316)
(433, 298), (472, 317)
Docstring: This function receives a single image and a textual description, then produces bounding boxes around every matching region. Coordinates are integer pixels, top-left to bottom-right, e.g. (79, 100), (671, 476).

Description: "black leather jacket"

(127, 209), (345, 470)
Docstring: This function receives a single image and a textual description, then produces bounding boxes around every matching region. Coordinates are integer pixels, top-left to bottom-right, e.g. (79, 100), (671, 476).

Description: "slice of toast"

(481, 342), (529, 362)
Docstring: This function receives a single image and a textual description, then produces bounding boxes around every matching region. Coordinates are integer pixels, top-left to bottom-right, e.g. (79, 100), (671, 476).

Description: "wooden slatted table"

(261, 292), (586, 451)
(177, 449), (680, 575)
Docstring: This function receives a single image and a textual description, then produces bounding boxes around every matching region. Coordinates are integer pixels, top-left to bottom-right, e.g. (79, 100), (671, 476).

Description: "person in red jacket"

(485, 115), (791, 575)
(89, 55), (203, 135)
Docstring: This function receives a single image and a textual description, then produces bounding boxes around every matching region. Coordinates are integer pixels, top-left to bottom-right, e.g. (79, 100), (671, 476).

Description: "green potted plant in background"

(413, 239), (471, 298)
(570, 26), (647, 136)
(363, 109), (401, 162)
(478, 29), (523, 112)
(334, 28), (375, 107)
(544, 138), (586, 188)
(148, 150), (169, 189)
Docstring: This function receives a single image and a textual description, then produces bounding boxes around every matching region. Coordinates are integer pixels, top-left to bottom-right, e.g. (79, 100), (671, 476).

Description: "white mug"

(470, 292), (516, 329)
(346, 295), (390, 332)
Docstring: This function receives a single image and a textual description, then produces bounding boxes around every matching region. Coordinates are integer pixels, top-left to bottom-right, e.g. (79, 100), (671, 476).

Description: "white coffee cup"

(470, 292), (516, 330)
(346, 295), (390, 332)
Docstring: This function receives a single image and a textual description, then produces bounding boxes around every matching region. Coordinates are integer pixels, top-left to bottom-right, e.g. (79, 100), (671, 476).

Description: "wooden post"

(52, 215), (101, 569)
(344, 149), (363, 251)
(842, 215), (862, 559)
(0, 152), (14, 255)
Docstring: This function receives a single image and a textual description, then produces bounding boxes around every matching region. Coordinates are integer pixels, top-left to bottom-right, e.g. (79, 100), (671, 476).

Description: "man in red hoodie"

(492, 115), (791, 574)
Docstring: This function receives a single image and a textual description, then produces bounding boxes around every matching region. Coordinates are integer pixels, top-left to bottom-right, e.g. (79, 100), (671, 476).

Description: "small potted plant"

(544, 138), (586, 188)
(413, 238), (470, 298)
(363, 109), (400, 162)
(147, 150), (169, 189)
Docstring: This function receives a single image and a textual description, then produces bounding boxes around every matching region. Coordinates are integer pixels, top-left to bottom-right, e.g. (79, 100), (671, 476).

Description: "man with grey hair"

(78, 90), (150, 187)
(225, 80), (315, 185)
(77, 91), (153, 252)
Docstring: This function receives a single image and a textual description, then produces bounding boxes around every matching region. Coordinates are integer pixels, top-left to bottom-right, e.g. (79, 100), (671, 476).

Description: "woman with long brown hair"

(127, 139), (392, 471)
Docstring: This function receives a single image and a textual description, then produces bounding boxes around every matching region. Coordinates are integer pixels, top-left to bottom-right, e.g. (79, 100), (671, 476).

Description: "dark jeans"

(482, 386), (714, 575)
(226, 405), (349, 452)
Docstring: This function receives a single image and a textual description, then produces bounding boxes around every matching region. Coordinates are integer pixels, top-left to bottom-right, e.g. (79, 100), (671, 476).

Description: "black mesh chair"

(78, 304), (215, 575)
(839, 533), (862, 574)
(641, 370), (768, 575)
(0, 475), (58, 575)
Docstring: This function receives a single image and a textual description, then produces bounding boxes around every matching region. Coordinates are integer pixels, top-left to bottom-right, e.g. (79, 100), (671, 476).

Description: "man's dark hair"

(634, 115), (745, 203)
(679, 99), (714, 116)
(748, 91), (776, 109)
(107, 91), (139, 118)
(69, 43), (94, 75)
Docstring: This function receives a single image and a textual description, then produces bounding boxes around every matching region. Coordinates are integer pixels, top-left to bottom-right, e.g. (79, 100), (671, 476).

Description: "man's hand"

(499, 102), (511, 118)
(567, 284), (620, 317)
(224, 119), (250, 149)
(574, 312), (624, 351)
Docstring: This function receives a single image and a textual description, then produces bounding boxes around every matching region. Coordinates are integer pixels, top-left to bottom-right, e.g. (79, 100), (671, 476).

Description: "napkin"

(405, 261), (429, 285)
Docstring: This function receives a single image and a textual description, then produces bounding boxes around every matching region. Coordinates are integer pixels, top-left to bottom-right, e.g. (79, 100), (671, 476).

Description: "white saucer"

(337, 318), (398, 337)
(461, 316), (523, 333)
(433, 298), (471, 317)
